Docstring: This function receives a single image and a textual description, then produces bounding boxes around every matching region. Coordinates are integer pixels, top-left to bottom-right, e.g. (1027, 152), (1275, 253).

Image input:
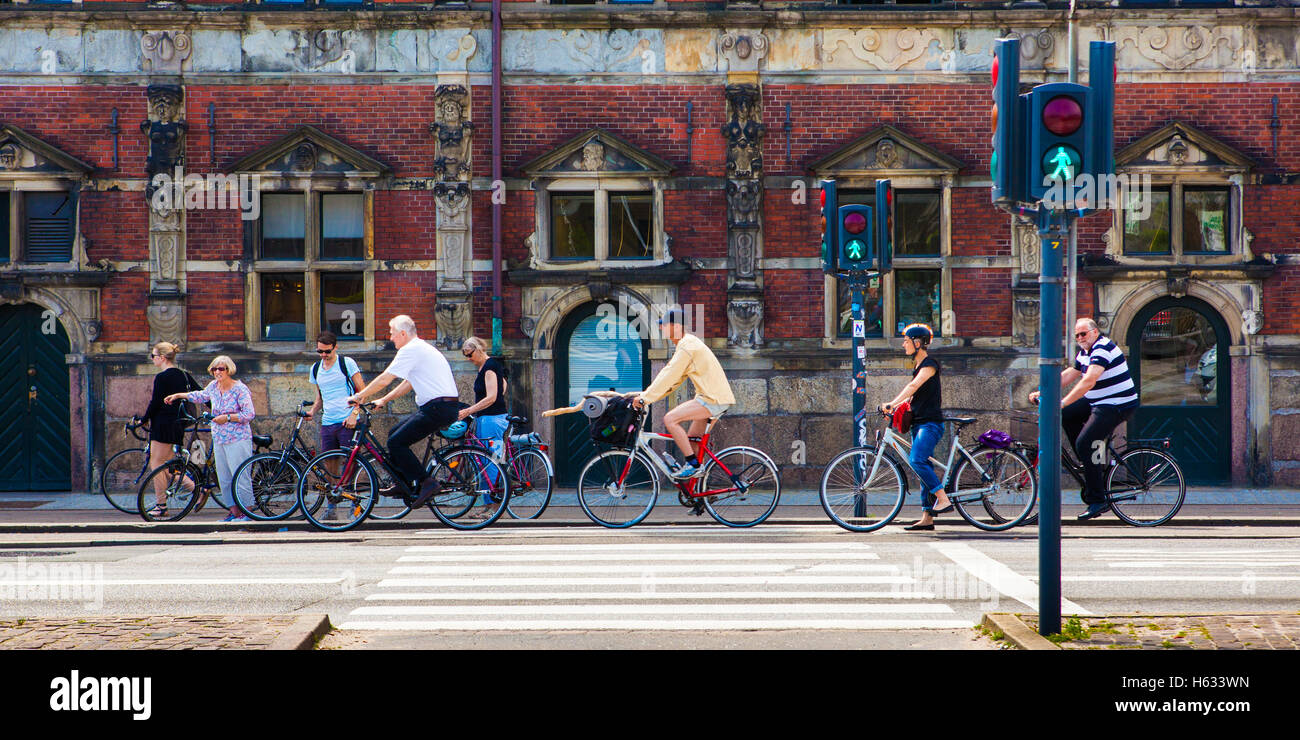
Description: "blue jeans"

(908, 422), (945, 512)
(475, 414), (509, 494)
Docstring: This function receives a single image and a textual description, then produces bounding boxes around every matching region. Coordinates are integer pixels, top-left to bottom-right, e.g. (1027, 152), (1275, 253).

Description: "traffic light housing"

(819, 180), (838, 274)
(991, 38), (1026, 206)
(838, 203), (873, 272)
(1086, 40), (1116, 186)
(875, 178), (893, 273)
(1027, 82), (1090, 202)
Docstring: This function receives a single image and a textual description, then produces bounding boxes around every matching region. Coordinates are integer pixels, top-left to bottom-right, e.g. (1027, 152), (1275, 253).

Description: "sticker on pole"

(856, 346), (866, 359)
(853, 320), (865, 338)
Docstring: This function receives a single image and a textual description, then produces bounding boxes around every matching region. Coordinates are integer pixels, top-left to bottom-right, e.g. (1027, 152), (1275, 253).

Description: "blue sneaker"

(671, 462), (700, 480)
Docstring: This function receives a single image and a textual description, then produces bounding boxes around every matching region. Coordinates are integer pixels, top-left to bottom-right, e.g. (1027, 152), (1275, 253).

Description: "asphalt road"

(3, 518), (1297, 649)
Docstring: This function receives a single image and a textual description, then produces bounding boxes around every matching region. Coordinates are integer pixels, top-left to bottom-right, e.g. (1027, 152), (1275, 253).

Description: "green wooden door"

(554, 303), (650, 486)
(1125, 297), (1230, 485)
(0, 304), (72, 491)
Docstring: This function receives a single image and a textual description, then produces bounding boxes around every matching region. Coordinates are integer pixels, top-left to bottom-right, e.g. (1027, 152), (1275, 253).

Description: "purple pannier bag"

(979, 429), (1013, 449)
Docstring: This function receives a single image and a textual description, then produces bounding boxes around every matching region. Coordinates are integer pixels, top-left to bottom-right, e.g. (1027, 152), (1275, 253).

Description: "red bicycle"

(575, 408), (781, 528)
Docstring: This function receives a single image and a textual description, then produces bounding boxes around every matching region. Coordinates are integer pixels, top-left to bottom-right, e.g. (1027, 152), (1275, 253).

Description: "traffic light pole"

(849, 272), (871, 517)
(1037, 208), (1067, 637)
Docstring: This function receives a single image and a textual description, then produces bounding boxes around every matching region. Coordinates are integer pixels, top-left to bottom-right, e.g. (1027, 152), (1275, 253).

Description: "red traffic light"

(843, 211), (867, 235)
(820, 189), (826, 208)
(991, 56), (999, 89)
(1042, 96), (1083, 136)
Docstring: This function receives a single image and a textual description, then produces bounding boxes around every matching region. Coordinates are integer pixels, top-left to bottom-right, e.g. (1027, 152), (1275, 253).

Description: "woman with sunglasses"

(457, 336), (508, 519)
(139, 342), (196, 512)
(165, 355), (256, 522)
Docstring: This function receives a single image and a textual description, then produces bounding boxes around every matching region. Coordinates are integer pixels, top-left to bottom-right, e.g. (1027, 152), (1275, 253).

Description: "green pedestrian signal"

(1041, 144), (1081, 182)
(844, 239), (866, 261)
(837, 204), (873, 271)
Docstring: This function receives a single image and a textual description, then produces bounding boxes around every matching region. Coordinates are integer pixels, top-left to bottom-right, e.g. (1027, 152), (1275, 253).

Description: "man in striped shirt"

(1030, 318), (1140, 520)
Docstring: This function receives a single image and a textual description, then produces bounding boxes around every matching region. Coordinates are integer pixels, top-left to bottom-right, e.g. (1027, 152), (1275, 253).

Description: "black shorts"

(148, 417), (185, 446)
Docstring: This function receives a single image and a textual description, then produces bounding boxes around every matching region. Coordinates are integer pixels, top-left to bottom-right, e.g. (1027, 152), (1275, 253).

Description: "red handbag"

(892, 401), (914, 434)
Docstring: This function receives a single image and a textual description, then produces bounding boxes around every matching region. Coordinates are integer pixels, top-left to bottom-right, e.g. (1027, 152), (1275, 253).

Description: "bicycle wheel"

(298, 450), (378, 532)
(699, 446), (781, 527)
(101, 447), (150, 514)
(951, 446), (1038, 531)
(819, 446), (906, 532)
(427, 448), (509, 531)
(232, 453), (302, 521)
(577, 449), (659, 528)
(136, 460), (201, 522)
(1107, 447), (1186, 526)
(364, 463), (411, 521)
(505, 447), (554, 520)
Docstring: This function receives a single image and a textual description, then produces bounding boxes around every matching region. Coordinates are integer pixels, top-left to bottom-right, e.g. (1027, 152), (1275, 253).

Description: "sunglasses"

(148, 353), (159, 359)
(211, 367), (228, 373)
(1075, 331), (1091, 339)
(316, 348), (335, 355)
(462, 349), (475, 357)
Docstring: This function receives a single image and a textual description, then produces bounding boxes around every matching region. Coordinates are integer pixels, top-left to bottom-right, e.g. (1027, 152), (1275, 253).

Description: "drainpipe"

(491, 0), (503, 355)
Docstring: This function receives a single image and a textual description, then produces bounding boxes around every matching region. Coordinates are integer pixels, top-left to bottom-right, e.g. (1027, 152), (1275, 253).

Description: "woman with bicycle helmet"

(880, 323), (953, 531)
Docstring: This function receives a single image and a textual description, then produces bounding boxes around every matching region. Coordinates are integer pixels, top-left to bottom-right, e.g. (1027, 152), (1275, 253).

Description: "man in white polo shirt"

(346, 315), (460, 507)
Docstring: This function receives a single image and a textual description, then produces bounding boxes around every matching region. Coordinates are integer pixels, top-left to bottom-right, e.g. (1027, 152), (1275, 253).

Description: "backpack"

(311, 355), (355, 396)
(588, 395), (640, 448)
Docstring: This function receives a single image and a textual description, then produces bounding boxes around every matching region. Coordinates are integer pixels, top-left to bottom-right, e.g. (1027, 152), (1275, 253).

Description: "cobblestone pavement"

(0, 615), (324, 650)
(1019, 614), (1300, 649)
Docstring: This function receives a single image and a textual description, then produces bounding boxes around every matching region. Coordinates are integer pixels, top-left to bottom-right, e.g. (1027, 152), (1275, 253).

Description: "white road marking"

(396, 552), (881, 562)
(1107, 561), (1300, 568)
(365, 590), (939, 601)
(386, 563), (900, 575)
(400, 542), (875, 553)
(349, 603), (955, 616)
(338, 619), (975, 631)
(1055, 575), (1300, 582)
(931, 542), (1092, 615)
(378, 575), (916, 587)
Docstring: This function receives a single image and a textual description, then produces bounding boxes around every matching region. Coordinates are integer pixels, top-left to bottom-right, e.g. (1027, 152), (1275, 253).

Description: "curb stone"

(982, 613), (1061, 650)
(269, 615), (333, 651)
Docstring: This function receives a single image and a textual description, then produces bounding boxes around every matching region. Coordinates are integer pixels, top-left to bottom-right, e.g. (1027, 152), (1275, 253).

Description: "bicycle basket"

(439, 419), (469, 440)
(978, 429), (1013, 449)
(588, 396), (639, 447)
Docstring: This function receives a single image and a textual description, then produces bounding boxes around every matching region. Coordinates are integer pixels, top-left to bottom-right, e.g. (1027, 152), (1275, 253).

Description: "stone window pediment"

(0, 124), (92, 269)
(1116, 121), (1254, 174)
(521, 129), (674, 179)
(809, 125), (963, 181)
(0, 124), (94, 181)
(229, 125), (390, 179)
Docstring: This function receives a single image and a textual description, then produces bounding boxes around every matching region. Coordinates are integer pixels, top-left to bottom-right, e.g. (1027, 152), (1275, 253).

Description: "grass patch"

(1046, 617), (1091, 644)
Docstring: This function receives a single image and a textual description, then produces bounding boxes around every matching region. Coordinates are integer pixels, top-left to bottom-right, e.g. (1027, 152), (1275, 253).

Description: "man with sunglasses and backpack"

(307, 331), (365, 520)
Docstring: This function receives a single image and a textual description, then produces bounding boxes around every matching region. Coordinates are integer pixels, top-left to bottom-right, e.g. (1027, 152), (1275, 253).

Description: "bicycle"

(441, 413), (554, 520)
(819, 408), (1038, 532)
(135, 407), (272, 522)
(100, 418), (152, 514)
(230, 400), (318, 521)
(295, 402), (507, 532)
(576, 407), (781, 528)
(1008, 409), (1186, 527)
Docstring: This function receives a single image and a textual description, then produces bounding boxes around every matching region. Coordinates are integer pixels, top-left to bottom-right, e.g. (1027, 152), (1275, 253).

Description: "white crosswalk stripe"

(338, 537), (982, 632)
(1057, 546), (1300, 582)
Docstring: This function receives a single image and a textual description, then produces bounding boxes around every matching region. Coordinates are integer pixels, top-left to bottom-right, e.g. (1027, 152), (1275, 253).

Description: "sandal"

(145, 504), (168, 518)
(193, 488), (210, 512)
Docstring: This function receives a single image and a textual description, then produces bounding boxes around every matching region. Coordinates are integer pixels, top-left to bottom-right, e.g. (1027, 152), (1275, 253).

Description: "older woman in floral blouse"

(165, 354), (256, 522)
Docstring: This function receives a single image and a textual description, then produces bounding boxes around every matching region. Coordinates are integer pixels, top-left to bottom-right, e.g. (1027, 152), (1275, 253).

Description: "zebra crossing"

(337, 527), (986, 632)
(1064, 546), (1300, 582)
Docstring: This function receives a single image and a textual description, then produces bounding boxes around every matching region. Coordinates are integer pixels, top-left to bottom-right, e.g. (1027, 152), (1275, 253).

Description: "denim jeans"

(908, 421), (945, 512)
(475, 414), (509, 492)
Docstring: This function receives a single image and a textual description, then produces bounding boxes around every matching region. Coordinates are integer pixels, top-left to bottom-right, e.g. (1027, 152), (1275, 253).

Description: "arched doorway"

(1125, 296), (1230, 485)
(0, 303), (71, 491)
(553, 302), (650, 485)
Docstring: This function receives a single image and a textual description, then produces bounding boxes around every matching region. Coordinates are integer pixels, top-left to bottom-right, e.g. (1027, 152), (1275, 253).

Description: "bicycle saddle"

(944, 416), (977, 426)
(507, 415), (529, 426)
(253, 434), (273, 449)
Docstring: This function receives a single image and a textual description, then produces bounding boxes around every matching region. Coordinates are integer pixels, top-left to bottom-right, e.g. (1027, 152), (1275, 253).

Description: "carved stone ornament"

(433, 182), (470, 229)
(0, 143), (17, 170)
(141, 31), (192, 74)
(291, 142), (318, 172)
(873, 138), (899, 169)
(146, 302), (185, 346)
(1007, 29), (1055, 67)
(726, 297), (763, 349)
(155, 233), (178, 282)
(731, 230), (758, 282)
(431, 84), (473, 181)
(521, 316), (537, 339)
(434, 298), (473, 350)
(1167, 273), (1190, 298)
(579, 140), (606, 172)
(1167, 135), (1189, 167)
(718, 32), (769, 73)
(83, 320), (102, 343)
(1017, 220), (1040, 276)
(1116, 26), (1235, 71)
(725, 179), (762, 228)
(824, 29), (940, 71)
(1012, 293), (1040, 347)
(141, 85), (186, 200)
(722, 84), (764, 179)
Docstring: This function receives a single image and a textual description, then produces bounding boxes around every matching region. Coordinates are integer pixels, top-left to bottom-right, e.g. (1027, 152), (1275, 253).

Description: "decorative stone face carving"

(725, 179), (762, 228)
(874, 138), (899, 169)
(434, 297), (473, 351)
(291, 142), (318, 172)
(579, 141), (605, 172)
(431, 84), (473, 181)
(141, 85), (186, 201)
(1168, 135), (1189, 166)
(433, 182), (470, 229)
(722, 84), (764, 179)
(726, 296), (763, 349)
(141, 31), (192, 74)
(0, 144), (17, 170)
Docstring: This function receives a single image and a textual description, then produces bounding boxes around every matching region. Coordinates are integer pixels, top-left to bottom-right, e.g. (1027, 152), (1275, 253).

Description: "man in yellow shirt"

(631, 308), (736, 479)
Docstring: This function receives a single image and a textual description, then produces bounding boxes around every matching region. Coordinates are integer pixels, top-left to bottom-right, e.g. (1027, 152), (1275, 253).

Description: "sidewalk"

(0, 615), (330, 650)
(985, 613), (1300, 650)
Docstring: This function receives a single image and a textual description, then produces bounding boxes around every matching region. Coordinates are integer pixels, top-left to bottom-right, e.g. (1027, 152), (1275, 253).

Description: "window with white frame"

(542, 183), (662, 263)
(248, 191), (368, 342)
(1123, 183), (1232, 256)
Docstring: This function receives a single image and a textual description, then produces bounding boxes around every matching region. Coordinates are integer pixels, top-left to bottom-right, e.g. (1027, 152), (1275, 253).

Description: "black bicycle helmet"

(902, 323), (934, 346)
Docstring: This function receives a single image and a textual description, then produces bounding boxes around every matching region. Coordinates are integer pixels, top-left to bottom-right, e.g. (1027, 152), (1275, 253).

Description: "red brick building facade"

(0, 2), (1296, 491)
